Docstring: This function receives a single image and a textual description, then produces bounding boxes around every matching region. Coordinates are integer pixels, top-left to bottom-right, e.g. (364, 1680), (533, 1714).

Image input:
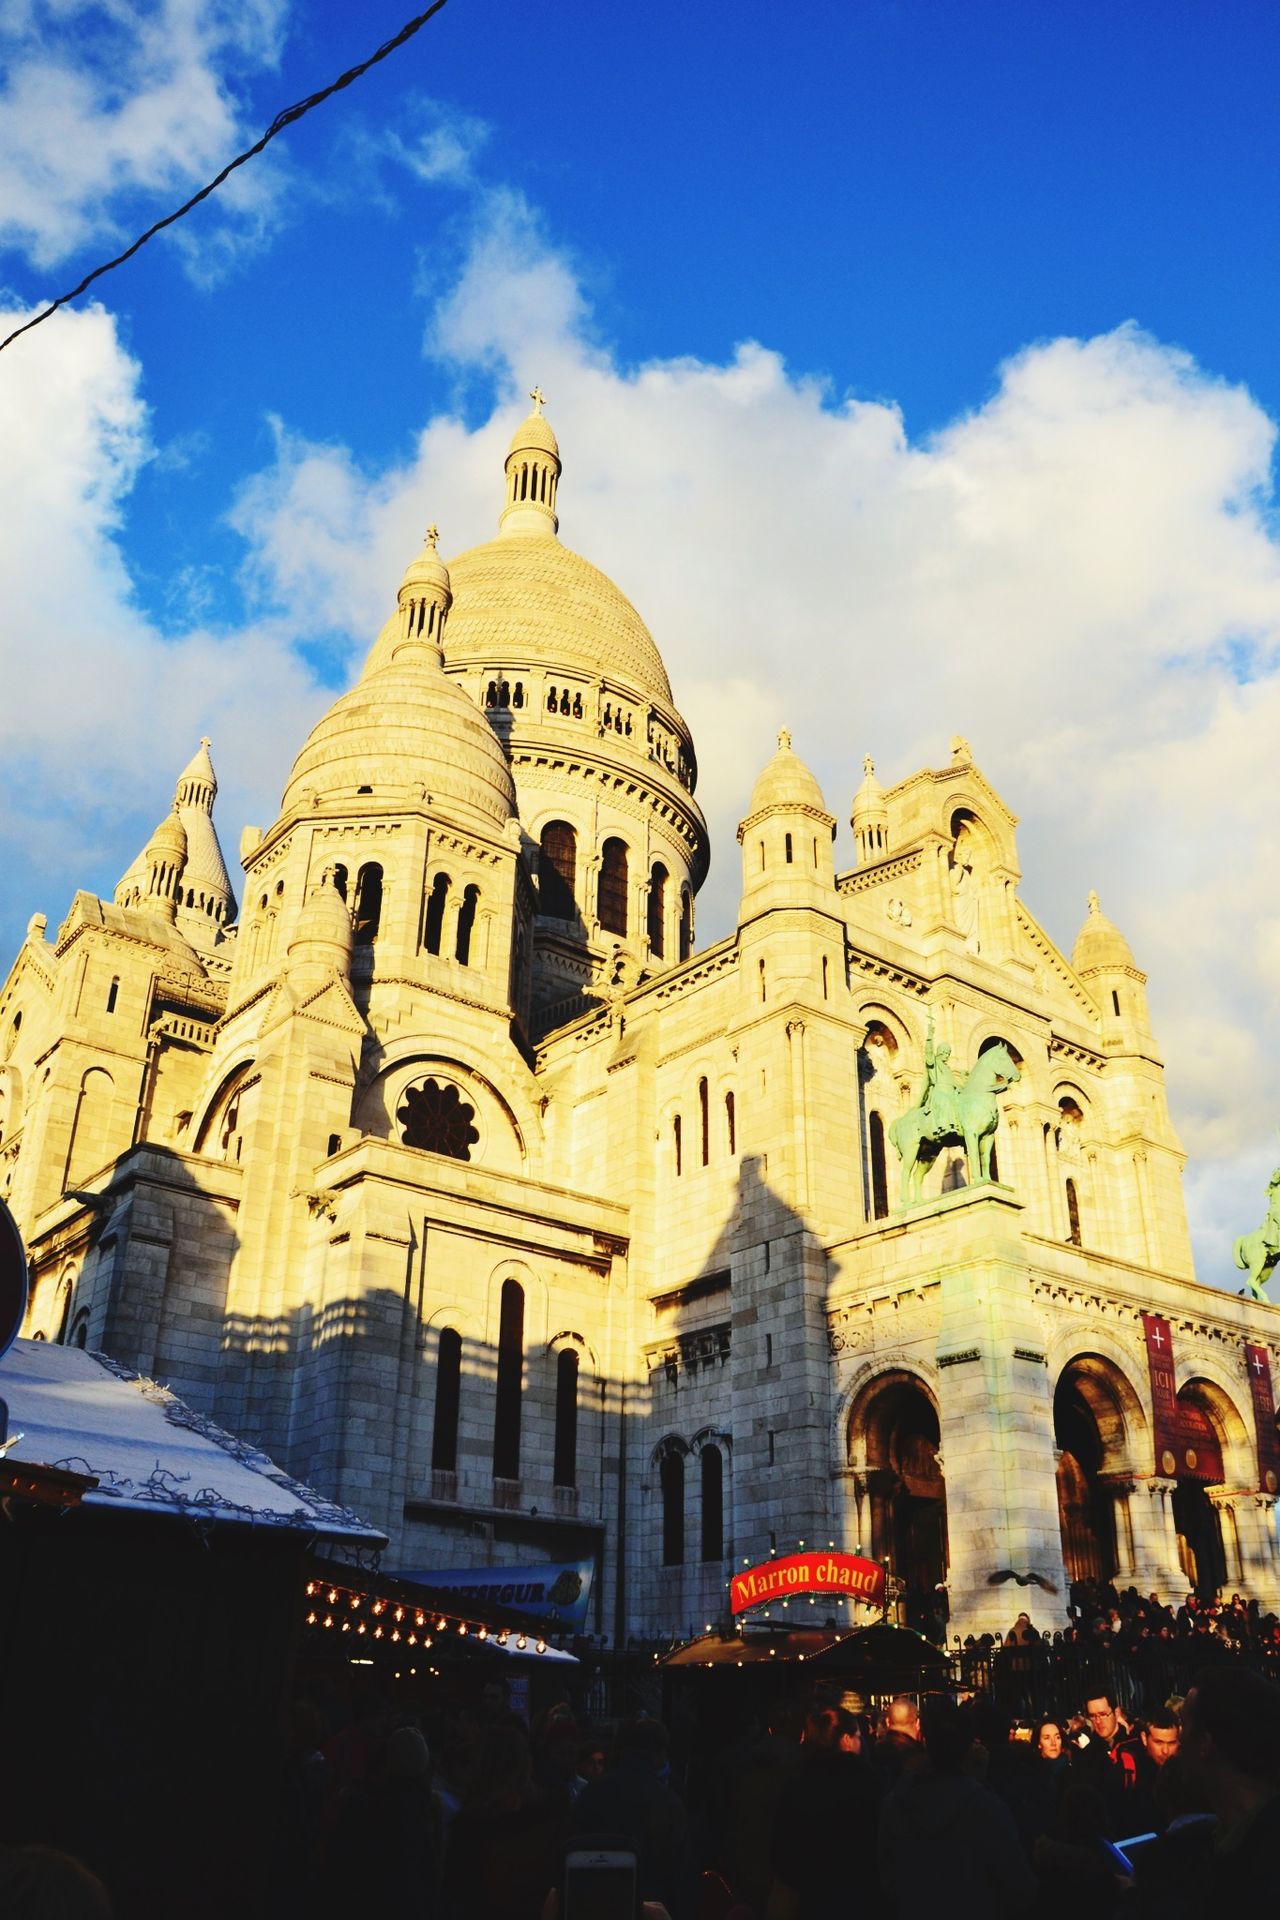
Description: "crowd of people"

(956, 1579), (1280, 1717)
(3, 1592), (1279, 1918)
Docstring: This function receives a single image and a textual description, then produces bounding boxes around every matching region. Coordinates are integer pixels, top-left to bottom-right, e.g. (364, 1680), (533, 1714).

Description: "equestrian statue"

(889, 1020), (1020, 1207)
(1234, 1165), (1280, 1304)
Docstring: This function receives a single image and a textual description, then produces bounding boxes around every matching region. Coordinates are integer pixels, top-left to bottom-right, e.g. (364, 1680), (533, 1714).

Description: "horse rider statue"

(1234, 1165), (1280, 1304)
(889, 1018), (1020, 1207)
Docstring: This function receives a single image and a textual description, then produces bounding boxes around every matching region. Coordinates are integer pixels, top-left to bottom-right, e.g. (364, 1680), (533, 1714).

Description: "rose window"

(397, 1078), (479, 1161)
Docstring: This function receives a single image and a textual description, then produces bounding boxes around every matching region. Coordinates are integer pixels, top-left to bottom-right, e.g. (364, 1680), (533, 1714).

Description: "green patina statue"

(1233, 1167), (1280, 1304)
(889, 1018), (1020, 1206)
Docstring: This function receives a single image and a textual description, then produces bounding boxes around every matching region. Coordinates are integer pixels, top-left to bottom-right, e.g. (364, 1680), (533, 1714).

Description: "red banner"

(1141, 1313), (1181, 1477)
(730, 1552), (885, 1615)
(1245, 1344), (1280, 1495)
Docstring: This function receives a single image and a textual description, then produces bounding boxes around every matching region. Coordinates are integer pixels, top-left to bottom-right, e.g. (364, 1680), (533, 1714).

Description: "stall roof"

(661, 1623), (949, 1673)
(0, 1340), (386, 1545)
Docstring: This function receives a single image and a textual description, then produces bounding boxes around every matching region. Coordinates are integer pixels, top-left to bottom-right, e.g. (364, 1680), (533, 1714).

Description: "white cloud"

(0, 0), (290, 275)
(3, 180), (1280, 1294)
(0, 299), (327, 921)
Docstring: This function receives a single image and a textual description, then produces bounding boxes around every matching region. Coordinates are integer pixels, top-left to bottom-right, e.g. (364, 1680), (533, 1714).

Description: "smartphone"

(563, 1848), (638, 1920)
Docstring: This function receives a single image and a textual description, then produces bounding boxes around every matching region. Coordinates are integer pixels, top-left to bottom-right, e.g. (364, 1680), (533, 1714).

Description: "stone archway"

(1171, 1379), (1246, 1599)
(849, 1371), (948, 1630)
(1053, 1355), (1146, 1585)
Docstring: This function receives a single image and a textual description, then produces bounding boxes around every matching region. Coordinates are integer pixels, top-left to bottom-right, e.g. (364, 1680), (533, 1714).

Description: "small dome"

(852, 752), (886, 815)
(745, 729), (829, 819)
(1072, 890), (1137, 973)
(507, 394), (559, 461)
(281, 655), (516, 829)
(289, 868), (353, 964)
(147, 812), (188, 861)
(398, 525), (451, 603)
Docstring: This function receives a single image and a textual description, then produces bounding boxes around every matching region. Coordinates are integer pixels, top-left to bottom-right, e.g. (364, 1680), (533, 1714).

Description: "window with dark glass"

(598, 838), (629, 935)
(648, 863), (667, 956)
(432, 1327), (462, 1471)
(539, 822), (577, 919)
(493, 1279), (524, 1479)
(397, 1078), (479, 1160)
(661, 1448), (685, 1565)
(869, 1111), (889, 1220)
(700, 1444), (723, 1561)
(553, 1347), (579, 1488)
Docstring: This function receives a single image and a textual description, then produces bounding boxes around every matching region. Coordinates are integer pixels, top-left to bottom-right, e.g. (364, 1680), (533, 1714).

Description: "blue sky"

(2, 0), (1280, 1281)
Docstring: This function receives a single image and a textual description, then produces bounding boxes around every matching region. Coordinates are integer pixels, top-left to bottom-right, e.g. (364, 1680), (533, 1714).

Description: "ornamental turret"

(500, 386), (561, 538)
(851, 753), (889, 866)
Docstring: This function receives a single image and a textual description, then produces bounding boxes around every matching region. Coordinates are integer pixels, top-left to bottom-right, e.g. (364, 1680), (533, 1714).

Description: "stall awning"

(0, 1340), (386, 1545)
(661, 1622), (949, 1674)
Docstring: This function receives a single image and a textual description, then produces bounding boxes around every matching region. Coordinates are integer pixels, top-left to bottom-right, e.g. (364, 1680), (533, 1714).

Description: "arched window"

(105, 977), (119, 1014)
(353, 863), (383, 946)
(785, 832), (793, 864)
(598, 839), (629, 935)
(1066, 1177), (1082, 1247)
(539, 822), (577, 919)
(700, 1444), (724, 1562)
(758, 959), (767, 1003)
(660, 1447), (685, 1566)
(673, 1114), (683, 1177)
(554, 1347), (579, 1489)
(699, 1077), (709, 1165)
(432, 1328), (462, 1472)
(332, 864), (348, 901)
(456, 884), (479, 964)
(424, 873), (450, 954)
(648, 863), (667, 957)
(493, 1279), (524, 1480)
(679, 888), (693, 962)
(725, 1091), (736, 1157)
(869, 1111), (889, 1220)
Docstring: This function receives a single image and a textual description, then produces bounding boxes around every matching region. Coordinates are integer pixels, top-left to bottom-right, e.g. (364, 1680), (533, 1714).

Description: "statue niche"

(889, 1018), (1019, 1206)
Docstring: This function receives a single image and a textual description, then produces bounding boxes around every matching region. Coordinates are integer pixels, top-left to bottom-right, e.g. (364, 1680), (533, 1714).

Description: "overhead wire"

(0, 0), (452, 356)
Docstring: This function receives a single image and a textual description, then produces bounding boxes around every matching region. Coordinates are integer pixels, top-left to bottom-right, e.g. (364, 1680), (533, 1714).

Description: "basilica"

(2, 398), (1277, 1641)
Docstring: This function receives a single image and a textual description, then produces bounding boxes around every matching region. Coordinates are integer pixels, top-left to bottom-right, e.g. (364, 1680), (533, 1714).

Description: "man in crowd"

(870, 1695), (922, 1794)
(1110, 1706), (1180, 1835)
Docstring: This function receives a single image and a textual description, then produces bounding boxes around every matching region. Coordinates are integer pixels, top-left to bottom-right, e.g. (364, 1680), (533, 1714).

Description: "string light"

(299, 1574), (548, 1653)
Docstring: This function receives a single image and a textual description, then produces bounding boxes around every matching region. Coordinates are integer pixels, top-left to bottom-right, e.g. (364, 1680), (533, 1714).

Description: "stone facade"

(3, 403), (1278, 1642)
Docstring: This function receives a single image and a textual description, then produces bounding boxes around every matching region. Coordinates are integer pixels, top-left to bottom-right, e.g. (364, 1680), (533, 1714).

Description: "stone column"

(1214, 1490), (1280, 1608)
(1130, 1476), (1185, 1597)
(930, 1188), (1069, 1637)
(1106, 1478), (1139, 1582)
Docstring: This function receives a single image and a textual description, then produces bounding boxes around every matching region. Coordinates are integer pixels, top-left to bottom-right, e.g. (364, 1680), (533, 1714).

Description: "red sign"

(730, 1552), (886, 1615)
(0, 1196), (28, 1361)
(1141, 1312), (1181, 1476)
(1245, 1344), (1280, 1495)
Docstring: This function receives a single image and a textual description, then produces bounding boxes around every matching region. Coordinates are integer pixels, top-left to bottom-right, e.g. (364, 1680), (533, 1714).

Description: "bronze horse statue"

(889, 1041), (1020, 1207)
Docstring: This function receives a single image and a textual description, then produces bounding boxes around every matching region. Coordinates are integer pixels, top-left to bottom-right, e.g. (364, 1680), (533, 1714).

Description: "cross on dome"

(425, 524), (439, 550)
(1087, 889), (1100, 915)
(777, 728), (792, 751)
(529, 385), (546, 414)
(863, 753), (875, 778)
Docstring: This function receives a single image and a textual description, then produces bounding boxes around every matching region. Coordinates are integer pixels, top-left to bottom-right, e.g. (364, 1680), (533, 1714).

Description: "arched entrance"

(1053, 1356), (1144, 1584)
(1171, 1383), (1229, 1599)
(850, 1373), (948, 1628)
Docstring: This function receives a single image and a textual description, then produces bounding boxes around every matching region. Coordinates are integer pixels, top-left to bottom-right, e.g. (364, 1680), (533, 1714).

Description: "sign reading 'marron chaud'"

(731, 1551), (886, 1615)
